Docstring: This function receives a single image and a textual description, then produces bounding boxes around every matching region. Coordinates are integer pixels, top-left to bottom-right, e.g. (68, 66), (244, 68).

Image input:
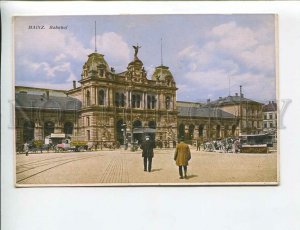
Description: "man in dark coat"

(174, 139), (191, 179)
(140, 136), (155, 172)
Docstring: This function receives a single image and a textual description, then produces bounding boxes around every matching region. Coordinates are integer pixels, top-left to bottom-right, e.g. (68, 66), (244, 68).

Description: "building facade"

(210, 94), (263, 135)
(15, 48), (263, 149)
(176, 101), (239, 141)
(262, 101), (277, 135)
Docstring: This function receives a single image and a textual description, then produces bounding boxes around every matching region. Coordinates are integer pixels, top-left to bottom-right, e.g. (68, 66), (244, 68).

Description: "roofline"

(15, 85), (68, 93)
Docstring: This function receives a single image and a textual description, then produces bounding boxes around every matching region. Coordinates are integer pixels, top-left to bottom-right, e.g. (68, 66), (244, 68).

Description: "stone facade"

(176, 101), (239, 141)
(263, 101), (277, 135)
(210, 94), (263, 135)
(65, 50), (177, 146)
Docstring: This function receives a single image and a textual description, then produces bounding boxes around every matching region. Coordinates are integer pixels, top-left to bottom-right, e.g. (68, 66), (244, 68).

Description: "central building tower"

(67, 46), (177, 148)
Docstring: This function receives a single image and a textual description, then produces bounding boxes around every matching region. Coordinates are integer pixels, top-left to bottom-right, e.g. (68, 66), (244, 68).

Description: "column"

(106, 88), (109, 106)
(95, 87), (98, 105)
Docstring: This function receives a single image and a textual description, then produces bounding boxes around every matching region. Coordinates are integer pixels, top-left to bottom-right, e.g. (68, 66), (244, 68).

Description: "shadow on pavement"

(151, 168), (163, 172)
(186, 174), (198, 179)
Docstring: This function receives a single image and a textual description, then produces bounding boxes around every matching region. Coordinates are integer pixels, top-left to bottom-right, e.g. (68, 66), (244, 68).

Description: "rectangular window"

(87, 117), (90, 126)
(147, 95), (151, 109)
(269, 123), (273, 128)
(87, 130), (90, 141)
(269, 114), (273, 120)
(264, 115), (267, 120)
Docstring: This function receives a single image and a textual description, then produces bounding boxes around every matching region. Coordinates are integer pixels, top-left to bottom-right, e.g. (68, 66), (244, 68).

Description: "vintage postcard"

(14, 14), (278, 186)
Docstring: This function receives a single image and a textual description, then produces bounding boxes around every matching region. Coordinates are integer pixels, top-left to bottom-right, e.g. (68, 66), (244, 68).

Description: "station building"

(15, 48), (261, 148)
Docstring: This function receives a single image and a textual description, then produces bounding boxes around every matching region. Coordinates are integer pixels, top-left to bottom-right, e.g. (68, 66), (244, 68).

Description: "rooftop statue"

(132, 45), (141, 59)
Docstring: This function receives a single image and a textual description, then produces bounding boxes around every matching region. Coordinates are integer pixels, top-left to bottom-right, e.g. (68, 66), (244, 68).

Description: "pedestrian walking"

(174, 138), (191, 179)
(140, 136), (155, 172)
(23, 142), (29, 156)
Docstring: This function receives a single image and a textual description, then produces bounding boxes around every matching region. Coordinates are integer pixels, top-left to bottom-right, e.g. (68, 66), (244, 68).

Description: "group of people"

(197, 138), (241, 153)
(140, 136), (191, 179)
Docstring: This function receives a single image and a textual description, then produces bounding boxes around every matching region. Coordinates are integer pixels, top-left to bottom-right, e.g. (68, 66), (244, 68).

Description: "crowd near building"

(15, 47), (275, 149)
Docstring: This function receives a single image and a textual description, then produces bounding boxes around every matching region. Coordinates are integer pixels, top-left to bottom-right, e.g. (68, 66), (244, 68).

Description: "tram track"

(16, 154), (101, 184)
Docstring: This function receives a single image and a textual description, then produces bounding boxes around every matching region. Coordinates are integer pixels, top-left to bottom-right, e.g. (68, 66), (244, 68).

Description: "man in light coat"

(174, 139), (191, 179)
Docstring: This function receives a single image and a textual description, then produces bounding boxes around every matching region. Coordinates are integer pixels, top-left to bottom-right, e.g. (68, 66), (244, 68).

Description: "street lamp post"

(121, 123), (127, 150)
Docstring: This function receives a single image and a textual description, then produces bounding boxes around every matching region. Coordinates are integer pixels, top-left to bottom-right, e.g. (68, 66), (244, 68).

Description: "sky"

(14, 15), (276, 103)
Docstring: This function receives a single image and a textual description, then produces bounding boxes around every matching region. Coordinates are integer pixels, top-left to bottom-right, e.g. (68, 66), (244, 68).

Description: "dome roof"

(151, 65), (174, 81)
(84, 52), (110, 71)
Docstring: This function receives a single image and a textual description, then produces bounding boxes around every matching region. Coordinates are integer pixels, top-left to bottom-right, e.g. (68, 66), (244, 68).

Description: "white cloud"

(176, 20), (276, 101)
(24, 60), (71, 78)
(16, 27), (92, 62)
(54, 53), (67, 62)
(93, 32), (130, 71)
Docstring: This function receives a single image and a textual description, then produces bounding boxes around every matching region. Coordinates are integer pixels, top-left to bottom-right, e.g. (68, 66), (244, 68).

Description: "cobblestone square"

(16, 146), (278, 186)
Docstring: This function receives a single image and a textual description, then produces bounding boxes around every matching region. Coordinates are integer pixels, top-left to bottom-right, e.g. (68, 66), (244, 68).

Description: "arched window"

(86, 90), (91, 106)
(148, 121), (156, 129)
(166, 96), (171, 110)
(64, 122), (74, 135)
(23, 121), (34, 142)
(99, 89), (105, 105)
(133, 120), (142, 128)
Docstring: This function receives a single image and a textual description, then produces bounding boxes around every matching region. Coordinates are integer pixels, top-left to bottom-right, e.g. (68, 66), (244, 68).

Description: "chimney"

(235, 93), (238, 96)
(219, 97), (222, 100)
(207, 99), (210, 103)
(73, 80), (76, 89)
(46, 91), (49, 100)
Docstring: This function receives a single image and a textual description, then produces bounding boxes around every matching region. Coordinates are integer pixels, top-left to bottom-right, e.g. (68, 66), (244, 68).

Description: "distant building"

(210, 93), (264, 135)
(176, 101), (239, 141)
(262, 101), (277, 135)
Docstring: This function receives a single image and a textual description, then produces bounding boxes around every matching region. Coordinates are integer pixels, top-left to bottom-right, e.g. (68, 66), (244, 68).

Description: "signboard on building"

(50, 133), (65, 138)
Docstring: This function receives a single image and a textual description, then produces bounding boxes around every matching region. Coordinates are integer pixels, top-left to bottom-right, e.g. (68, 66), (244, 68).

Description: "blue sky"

(15, 15), (276, 102)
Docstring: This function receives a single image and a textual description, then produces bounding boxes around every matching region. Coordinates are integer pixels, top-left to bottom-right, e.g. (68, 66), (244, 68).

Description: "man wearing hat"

(174, 138), (191, 179)
(140, 136), (155, 172)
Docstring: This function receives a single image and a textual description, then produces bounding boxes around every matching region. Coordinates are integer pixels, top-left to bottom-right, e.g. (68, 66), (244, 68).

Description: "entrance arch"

(199, 124), (204, 137)
(148, 120), (156, 140)
(216, 125), (221, 138)
(133, 120), (142, 143)
(188, 124), (195, 140)
(64, 122), (74, 135)
(44, 121), (54, 138)
(116, 119), (125, 144)
(178, 123), (185, 139)
(23, 121), (34, 142)
(232, 125), (236, 136)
